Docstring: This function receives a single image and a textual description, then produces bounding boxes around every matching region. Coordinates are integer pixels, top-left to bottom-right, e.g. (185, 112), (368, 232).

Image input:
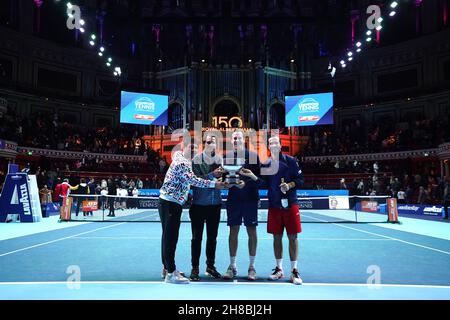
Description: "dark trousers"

(108, 197), (115, 215)
(75, 198), (85, 216)
(159, 198), (183, 273)
(189, 204), (221, 268)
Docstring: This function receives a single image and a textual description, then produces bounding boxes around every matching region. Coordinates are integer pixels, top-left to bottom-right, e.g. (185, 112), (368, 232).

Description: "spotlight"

(342, 64), (347, 68)
(114, 67), (122, 75)
(356, 42), (362, 48)
(67, 2), (72, 9)
(366, 30), (372, 36)
(91, 34), (96, 40)
(68, 13), (73, 18)
(347, 51), (353, 57)
(340, 60), (345, 65)
(290, 59), (295, 63)
(201, 59), (205, 63)
(377, 17), (383, 23)
(113, 71), (118, 76)
(248, 59), (252, 63)
(376, 25), (383, 31)
(356, 48), (362, 53)
(89, 40), (95, 46)
(100, 46), (105, 52)
(79, 19), (85, 26)
(158, 59), (162, 62)
(390, 1), (398, 9)
(348, 57), (353, 61)
(98, 52), (103, 56)
(79, 27), (85, 33)
(366, 37), (372, 42)
(389, 11), (396, 17)
(106, 62), (111, 67)
(108, 57), (112, 62)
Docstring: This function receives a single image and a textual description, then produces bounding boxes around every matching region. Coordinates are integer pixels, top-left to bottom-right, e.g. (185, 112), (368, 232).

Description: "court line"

(72, 236), (394, 241)
(0, 281), (449, 289)
(302, 214), (450, 256)
(0, 217), (149, 258)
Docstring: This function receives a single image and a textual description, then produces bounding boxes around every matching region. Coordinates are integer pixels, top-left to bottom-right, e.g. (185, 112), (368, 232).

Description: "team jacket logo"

(134, 97), (155, 112)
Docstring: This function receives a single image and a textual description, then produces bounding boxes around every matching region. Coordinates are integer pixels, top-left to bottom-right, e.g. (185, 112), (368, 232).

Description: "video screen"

(285, 92), (334, 126)
(120, 90), (169, 125)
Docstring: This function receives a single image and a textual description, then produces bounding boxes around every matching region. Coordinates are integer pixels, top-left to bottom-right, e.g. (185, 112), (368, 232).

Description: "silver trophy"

(223, 157), (244, 186)
(222, 165), (243, 186)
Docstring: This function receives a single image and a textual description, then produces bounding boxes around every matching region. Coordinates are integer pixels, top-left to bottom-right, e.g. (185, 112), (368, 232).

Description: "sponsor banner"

(285, 92), (334, 127)
(137, 198), (160, 209)
(329, 196), (350, 210)
(0, 173), (34, 223)
(138, 189), (349, 198)
(361, 200), (379, 213)
(60, 196), (73, 221)
(138, 189), (161, 197)
(82, 200), (98, 212)
(388, 198), (398, 222)
(120, 91), (168, 125)
(397, 204), (444, 216)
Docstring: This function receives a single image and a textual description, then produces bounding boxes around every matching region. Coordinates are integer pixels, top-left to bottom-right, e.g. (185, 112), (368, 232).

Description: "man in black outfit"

(189, 134), (224, 281)
(106, 178), (116, 217)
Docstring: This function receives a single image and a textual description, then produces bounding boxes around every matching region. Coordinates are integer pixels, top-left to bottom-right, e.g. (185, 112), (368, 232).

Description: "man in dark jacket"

(189, 134), (224, 281)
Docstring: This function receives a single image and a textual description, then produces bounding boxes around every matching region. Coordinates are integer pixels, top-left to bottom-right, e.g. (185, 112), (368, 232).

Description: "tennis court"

(1, 204), (449, 300)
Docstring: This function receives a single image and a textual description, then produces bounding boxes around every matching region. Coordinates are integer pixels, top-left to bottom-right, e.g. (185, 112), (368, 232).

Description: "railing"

(0, 139), (18, 158)
(16, 146), (147, 163)
(301, 148), (439, 163)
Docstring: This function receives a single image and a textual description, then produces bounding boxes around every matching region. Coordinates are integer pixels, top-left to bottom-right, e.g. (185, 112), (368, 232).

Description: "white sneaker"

(290, 268), (303, 285)
(165, 270), (190, 284)
(268, 267), (284, 281)
(222, 266), (238, 280)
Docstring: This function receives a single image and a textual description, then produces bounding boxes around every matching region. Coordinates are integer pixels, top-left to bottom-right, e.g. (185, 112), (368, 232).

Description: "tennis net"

(62, 194), (396, 223)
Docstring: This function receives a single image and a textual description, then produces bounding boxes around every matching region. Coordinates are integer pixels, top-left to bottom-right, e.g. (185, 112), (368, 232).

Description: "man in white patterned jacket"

(159, 142), (227, 284)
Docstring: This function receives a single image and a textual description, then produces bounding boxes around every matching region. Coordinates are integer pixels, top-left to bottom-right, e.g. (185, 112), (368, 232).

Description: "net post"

(354, 196), (358, 223)
(387, 196), (399, 223)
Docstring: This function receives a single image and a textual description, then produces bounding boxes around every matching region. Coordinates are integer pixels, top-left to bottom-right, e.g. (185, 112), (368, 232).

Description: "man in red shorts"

(240, 135), (304, 284)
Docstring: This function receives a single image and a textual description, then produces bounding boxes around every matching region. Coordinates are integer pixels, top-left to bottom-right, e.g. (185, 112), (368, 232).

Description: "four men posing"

(158, 131), (304, 285)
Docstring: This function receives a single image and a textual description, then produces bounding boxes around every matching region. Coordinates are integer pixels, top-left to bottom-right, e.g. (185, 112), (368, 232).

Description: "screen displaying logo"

(120, 91), (168, 125)
(285, 92), (334, 127)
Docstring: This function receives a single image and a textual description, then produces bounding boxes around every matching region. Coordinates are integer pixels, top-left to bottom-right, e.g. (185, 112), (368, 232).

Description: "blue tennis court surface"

(0, 210), (449, 300)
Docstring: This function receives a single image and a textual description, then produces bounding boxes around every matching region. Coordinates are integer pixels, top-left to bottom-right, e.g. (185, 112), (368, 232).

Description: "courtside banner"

(60, 196), (73, 221)
(388, 198), (398, 223)
(82, 200), (98, 212)
(120, 91), (168, 125)
(328, 196), (350, 210)
(0, 173), (34, 222)
(361, 200), (379, 212)
(285, 92), (334, 127)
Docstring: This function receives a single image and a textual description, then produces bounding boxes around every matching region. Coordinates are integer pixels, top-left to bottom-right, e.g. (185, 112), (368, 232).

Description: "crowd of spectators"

(0, 108), (149, 155)
(300, 158), (449, 205)
(301, 115), (450, 157)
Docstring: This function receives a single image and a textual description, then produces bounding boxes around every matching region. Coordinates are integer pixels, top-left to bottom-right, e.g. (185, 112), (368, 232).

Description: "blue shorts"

(226, 201), (258, 227)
